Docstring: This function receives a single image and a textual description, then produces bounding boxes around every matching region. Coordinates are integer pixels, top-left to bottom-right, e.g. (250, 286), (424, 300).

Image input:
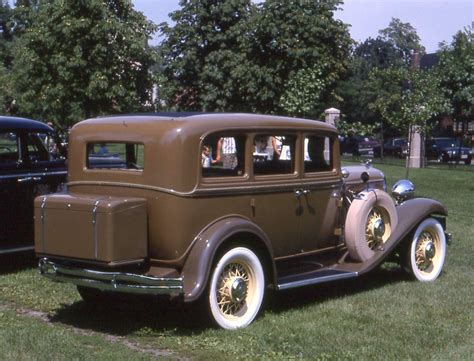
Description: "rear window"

(87, 143), (144, 170)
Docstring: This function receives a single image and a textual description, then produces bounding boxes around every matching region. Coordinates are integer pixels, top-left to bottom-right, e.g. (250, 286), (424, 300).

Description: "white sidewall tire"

(407, 218), (446, 282)
(208, 247), (265, 330)
(345, 189), (398, 262)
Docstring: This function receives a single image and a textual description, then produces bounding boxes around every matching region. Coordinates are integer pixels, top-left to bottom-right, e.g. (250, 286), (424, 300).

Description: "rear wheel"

(208, 247), (265, 330)
(404, 218), (446, 282)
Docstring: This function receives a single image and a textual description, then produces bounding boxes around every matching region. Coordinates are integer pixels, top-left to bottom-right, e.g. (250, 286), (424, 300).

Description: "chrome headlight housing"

(391, 179), (415, 205)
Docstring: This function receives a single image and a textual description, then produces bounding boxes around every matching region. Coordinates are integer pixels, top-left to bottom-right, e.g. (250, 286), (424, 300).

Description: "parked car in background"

(36, 113), (448, 329)
(425, 137), (472, 165)
(374, 138), (409, 158)
(340, 135), (379, 157)
(0, 116), (67, 254)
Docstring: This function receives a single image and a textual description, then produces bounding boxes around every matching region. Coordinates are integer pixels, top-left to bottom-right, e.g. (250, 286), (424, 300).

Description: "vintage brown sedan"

(35, 113), (449, 329)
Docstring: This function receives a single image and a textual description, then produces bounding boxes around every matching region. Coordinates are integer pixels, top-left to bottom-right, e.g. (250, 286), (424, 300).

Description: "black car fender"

(181, 215), (275, 302)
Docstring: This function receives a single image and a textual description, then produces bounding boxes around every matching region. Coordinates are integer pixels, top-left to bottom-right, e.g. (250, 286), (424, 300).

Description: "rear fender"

(181, 216), (275, 302)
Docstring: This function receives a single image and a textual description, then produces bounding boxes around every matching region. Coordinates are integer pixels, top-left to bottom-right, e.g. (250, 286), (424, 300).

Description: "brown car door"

(298, 135), (341, 252)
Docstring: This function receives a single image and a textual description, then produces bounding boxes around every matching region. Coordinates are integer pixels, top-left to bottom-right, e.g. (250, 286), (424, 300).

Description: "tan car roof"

(68, 113), (338, 192)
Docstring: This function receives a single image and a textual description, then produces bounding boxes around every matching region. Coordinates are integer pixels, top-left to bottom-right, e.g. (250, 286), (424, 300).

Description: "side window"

(202, 134), (245, 177)
(0, 132), (19, 163)
(87, 142), (144, 170)
(26, 132), (50, 162)
(253, 134), (296, 175)
(304, 135), (332, 173)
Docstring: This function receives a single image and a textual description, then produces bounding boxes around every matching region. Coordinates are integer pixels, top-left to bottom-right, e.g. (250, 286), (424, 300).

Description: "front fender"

(358, 197), (447, 275)
(181, 216), (275, 302)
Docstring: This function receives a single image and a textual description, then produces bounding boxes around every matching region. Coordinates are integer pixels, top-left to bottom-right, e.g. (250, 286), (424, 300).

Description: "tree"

(158, 0), (255, 111)
(336, 18), (425, 130)
(379, 17), (424, 66)
(257, 0), (351, 117)
(436, 27), (474, 128)
(336, 37), (401, 125)
(9, 0), (157, 126)
(0, 0), (13, 67)
(367, 66), (450, 136)
(158, 0), (351, 116)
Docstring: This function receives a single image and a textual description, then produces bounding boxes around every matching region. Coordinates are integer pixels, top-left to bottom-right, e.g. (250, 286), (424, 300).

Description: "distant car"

(341, 135), (379, 157)
(374, 138), (409, 158)
(425, 137), (472, 165)
(0, 116), (67, 254)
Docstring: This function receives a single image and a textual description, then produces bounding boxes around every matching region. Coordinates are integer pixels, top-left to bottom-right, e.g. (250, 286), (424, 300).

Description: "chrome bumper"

(38, 258), (183, 295)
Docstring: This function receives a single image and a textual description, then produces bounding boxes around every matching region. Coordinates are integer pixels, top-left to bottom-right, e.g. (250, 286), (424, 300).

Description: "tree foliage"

(336, 17), (427, 131)
(436, 27), (474, 123)
(8, 0), (157, 125)
(158, 0), (351, 116)
(378, 17), (424, 66)
(367, 66), (450, 135)
(158, 0), (254, 111)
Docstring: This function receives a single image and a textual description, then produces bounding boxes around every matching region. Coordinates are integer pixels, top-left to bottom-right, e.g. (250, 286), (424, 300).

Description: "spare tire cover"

(345, 189), (398, 262)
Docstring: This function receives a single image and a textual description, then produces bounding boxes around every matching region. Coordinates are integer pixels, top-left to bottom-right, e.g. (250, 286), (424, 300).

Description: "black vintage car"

(374, 138), (409, 158)
(0, 116), (67, 254)
(425, 137), (472, 165)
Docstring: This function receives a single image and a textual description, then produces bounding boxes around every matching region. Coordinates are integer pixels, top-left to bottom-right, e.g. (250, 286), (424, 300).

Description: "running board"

(277, 269), (358, 291)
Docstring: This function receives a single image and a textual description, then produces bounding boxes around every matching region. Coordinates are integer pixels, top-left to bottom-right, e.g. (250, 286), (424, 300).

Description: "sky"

(132, 0), (473, 53)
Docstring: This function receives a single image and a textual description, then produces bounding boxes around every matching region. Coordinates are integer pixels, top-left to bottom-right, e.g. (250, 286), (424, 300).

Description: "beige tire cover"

(345, 189), (398, 262)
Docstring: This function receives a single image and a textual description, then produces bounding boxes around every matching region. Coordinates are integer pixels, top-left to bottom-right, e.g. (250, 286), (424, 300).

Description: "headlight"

(391, 179), (415, 205)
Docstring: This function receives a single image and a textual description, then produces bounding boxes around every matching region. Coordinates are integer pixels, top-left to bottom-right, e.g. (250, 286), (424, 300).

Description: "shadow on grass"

(49, 264), (412, 336)
(50, 294), (212, 336)
(265, 264), (411, 314)
(0, 251), (36, 275)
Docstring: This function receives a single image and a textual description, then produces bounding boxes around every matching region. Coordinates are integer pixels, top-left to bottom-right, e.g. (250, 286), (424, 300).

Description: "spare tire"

(345, 189), (398, 262)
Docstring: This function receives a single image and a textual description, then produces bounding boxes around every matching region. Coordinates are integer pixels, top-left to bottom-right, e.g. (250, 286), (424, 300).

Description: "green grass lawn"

(0, 163), (473, 360)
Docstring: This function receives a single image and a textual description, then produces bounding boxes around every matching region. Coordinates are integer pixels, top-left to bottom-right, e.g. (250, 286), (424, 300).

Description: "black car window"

(87, 142), (144, 170)
(253, 134), (296, 175)
(26, 132), (51, 162)
(0, 132), (19, 163)
(202, 134), (246, 177)
(304, 135), (333, 173)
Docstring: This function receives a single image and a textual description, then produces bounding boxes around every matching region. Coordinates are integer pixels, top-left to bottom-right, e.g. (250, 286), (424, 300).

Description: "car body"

(0, 116), (67, 254)
(425, 137), (472, 165)
(374, 137), (409, 158)
(35, 113), (449, 329)
(341, 135), (379, 157)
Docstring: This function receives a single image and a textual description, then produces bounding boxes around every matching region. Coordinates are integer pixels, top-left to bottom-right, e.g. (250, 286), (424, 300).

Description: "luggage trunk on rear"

(35, 193), (147, 264)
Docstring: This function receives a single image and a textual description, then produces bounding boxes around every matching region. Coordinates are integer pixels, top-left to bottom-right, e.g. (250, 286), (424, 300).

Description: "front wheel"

(404, 218), (446, 282)
(208, 247), (265, 330)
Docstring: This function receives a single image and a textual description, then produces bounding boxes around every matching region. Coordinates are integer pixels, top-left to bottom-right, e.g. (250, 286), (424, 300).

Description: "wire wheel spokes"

(216, 262), (251, 317)
(415, 230), (438, 272)
(365, 207), (390, 250)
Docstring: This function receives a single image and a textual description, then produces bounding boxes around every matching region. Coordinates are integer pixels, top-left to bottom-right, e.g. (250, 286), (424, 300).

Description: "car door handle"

(17, 176), (42, 183)
(17, 177), (33, 183)
(295, 189), (310, 197)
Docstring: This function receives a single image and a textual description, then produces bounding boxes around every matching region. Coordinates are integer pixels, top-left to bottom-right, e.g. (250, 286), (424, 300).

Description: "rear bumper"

(38, 258), (183, 296)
